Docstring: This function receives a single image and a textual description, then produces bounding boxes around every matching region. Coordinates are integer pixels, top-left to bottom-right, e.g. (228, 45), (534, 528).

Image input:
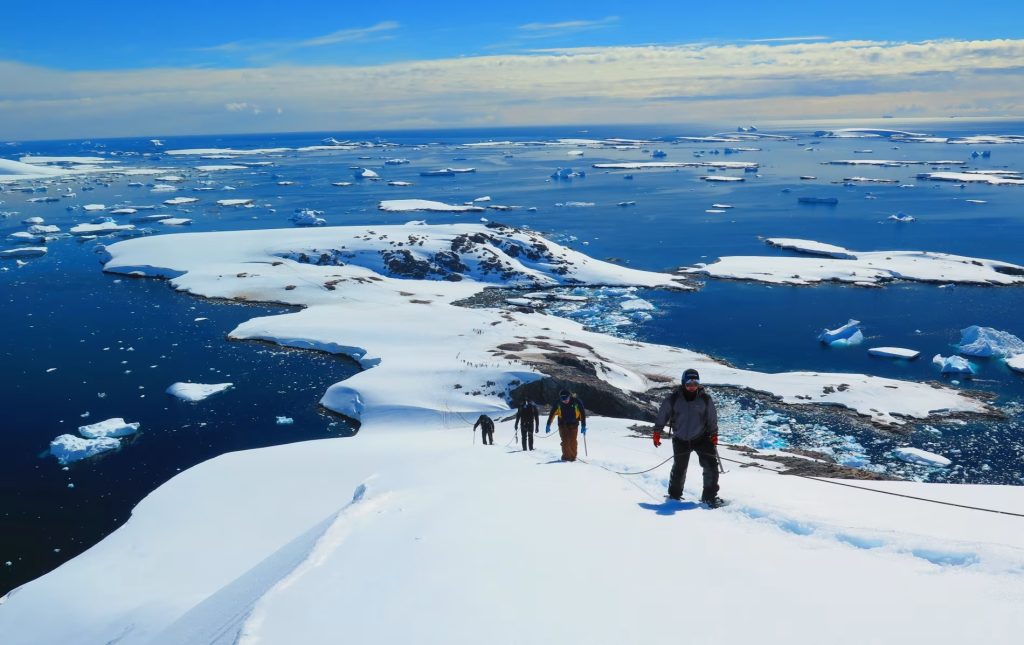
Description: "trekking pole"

(583, 431), (589, 457)
(713, 445), (726, 474)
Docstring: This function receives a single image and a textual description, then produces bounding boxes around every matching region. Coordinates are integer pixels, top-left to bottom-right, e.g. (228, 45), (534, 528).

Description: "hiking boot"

(701, 496), (725, 509)
(666, 495), (682, 502)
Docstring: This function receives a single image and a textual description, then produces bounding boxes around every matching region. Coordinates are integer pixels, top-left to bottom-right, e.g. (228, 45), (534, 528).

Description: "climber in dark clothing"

(546, 390), (587, 461)
(514, 400), (540, 451)
(651, 368), (724, 508)
(473, 414), (495, 445)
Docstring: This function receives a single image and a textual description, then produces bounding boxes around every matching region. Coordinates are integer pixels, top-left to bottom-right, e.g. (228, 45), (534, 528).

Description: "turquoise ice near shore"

(2, 120), (1024, 598)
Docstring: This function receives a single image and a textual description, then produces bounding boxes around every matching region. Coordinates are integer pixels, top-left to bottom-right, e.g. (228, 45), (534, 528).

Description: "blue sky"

(3, 0), (1020, 70)
(2, 1), (1023, 138)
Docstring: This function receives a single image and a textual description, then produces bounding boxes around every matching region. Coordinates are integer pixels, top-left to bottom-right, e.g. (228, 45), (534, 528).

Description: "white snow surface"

(69, 222), (135, 236)
(1007, 355), (1024, 373)
(7, 415), (1023, 644)
(167, 382), (234, 402)
(78, 418), (140, 439)
(2, 224), (1020, 643)
(919, 171), (1024, 186)
(687, 239), (1024, 286)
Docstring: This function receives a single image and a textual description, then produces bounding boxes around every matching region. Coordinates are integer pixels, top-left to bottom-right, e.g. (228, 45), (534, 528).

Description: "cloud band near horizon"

(2, 38), (1023, 139)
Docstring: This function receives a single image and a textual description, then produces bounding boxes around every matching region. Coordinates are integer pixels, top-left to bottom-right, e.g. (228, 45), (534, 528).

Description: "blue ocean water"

(2, 120), (1023, 593)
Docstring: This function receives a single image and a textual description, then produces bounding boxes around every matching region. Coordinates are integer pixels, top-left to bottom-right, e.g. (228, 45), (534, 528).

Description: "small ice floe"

(1, 247), (47, 258)
(131, 213), (174, 223)
(868, 347), (920, 360)
(555, 201), (595, 207)
(275, 416), (294, 425)
(331, 181), (353, 187)
(378, 199), (484, 213)
(354, 168), (379, 180)
(28, 224), (60, 234)
(918, 171), (1024, 186)
(818, 319), (864, 346)
(956, 325), (1024, 357)
(551, 168), (585, 180)
(163, 197), (199, 206)
(651, 149), (667, 158)
(22, 216), (45, 225)
(70, 222), (135, 236)
(78, 418), (140, 439)
(277, 181), (295, 186)
(712, 203), (733, 209)
(384, 158), (410, 165)
(388, 181), (413, 187)
(932, 354), (976, 376)
(620, 298), (654, 311)
(217, 198), (253, 207)
(159, 218), (192, 226)
(888, 213), (916, 222)
(618, 201), (636, 207)
(151, 185), (178, 193)
(800, 175), (816, 180)
(701, 175), (744, 182)
(705, 209), (727, 214)
(472, 196), (491, 203)
(1007, 355), (1024, 373)
(195, 164), (247, 172)
(166, 382), (233, 402)
(291, 209), (326, 226)
(109, 208), (137, 215)
(82, 204), (106, 211)
(965, 199), (987, 204)
(568, 150), (585, 157)
(50, 435), (120, 464)
(892, 447), (952, 468)
(155, 175), (184, 183)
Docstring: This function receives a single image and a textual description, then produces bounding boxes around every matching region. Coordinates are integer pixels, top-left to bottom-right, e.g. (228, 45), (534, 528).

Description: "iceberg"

(1, 247), (47, 258)
(550, 168), (584, 180)
(353, 168), (379, 180)
(78, 418), (140, 439)
(163, 197), (199, 206)
(166, 382), (234, 402)
(1008, 355), (1024, 373)
(956, 325), (1024, 358)
(892, 447), (952, 467)
(49, 434), (120, 464)
(932, 354), (976, 375)
(378, 199), (484, 213)
(888, 213), (915, 223)
(818, 320), (863, 346)
(291, 209), (327, 227)
(275, 416), (294, 425)
(868, 347), (920, 360)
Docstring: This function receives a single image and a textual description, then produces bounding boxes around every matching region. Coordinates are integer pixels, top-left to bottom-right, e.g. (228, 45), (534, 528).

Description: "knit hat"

(682, 368), (700, 384)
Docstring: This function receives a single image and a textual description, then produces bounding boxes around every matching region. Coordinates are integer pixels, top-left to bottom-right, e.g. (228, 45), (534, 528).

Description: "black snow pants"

(520, 424), (535, 451)
(668, 435), (719, 500)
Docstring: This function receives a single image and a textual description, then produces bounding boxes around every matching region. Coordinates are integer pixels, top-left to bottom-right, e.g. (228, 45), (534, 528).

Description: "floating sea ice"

(50, 434), (120, 464)
(353, 168), (379, 180)
(388, 181), (413, 187)
(28, 224), (60, 234)
(291, 209), (326, 226)
(216, 198), (253, 207)
(0, 247), (47, 258)
(166, 382), (233, 402)
(22, 216), (45, 225)
(712, 203), (733, 209)
(159, 218), (192, 226)
(163, 197), (198, 206)
(109, 208), (137, 215)
(892, 447), (952, 467)
(965, 199), (987, 204)
(818, 319), (863, 346)
(1008, 355), (1024, 373)
(331, 181), (353, 187)
(378, 199), (484, 213)
(932, 354), (976, 375)
(276, 416), (294, 425)
(705, 209), (727, 214)
(78, 417), (140, 439)
(619, 298), (654, 311)
(473, 196), (491, 202)
(888, 213), (916, 222)
(868, 347), (920, 359)
(618, 201), (636, 207)
(555, 201), (595, 208)
(69, 222), (135, 236)
(956, 325), (1024, 357)
(82, 204), (105, 211)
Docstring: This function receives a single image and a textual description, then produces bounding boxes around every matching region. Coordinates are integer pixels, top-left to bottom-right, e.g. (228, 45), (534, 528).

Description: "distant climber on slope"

(473, 414), (495, 445)
(514, 400), (540, 451)
(546, 390), (586, 461)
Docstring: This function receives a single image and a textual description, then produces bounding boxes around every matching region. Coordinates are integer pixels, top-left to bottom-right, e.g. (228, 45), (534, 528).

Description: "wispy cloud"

(3, 38), (1024, 139)
(744, 36), (831, 43)
(298, 21), (400, 47)
(518, 16), (619, 37)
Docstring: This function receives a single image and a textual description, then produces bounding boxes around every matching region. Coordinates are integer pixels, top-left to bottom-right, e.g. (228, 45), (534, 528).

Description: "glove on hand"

(711, 434), (718, 445)
(545, 424), (551, 434)
(581, 425), (587, 435)
(653, 431), (661, 448)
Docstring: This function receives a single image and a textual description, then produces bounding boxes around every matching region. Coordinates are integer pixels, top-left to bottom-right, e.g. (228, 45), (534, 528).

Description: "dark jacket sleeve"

(514, 408), (522, 429)
(652, 394), (673, 433)
(547, 407), (557, 426)
(473, 416), (481, 431)
(577, 401), (587, 425)
(532, 405), (539, 427)
(705, 396), (719, 437)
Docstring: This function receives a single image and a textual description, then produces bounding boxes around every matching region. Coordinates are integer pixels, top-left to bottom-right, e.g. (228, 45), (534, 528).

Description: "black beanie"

(682, 368), (700, 383)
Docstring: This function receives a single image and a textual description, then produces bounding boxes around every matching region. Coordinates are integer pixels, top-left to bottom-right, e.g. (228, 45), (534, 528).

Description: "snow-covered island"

(686, 238), (1024, 287)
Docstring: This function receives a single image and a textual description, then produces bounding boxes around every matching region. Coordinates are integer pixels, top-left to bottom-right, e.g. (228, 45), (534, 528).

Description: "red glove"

(653, 431), (661, 448)
(711, 434), (718, 445)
